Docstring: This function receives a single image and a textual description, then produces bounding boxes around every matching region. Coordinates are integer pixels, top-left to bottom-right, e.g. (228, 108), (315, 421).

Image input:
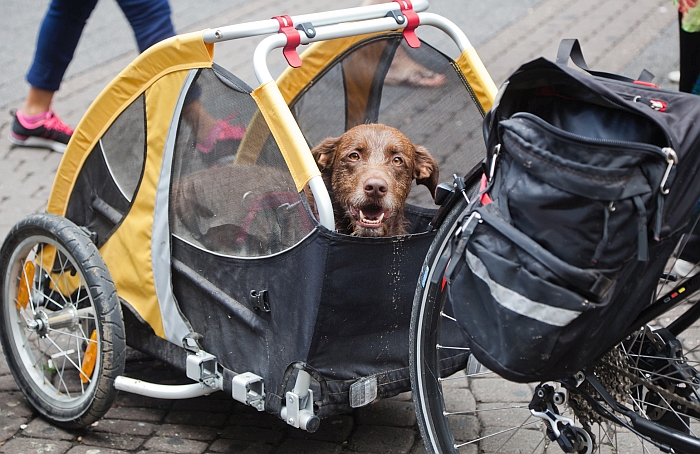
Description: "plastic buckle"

(273, 15), (302, 68)
(392, 0), (420, 48)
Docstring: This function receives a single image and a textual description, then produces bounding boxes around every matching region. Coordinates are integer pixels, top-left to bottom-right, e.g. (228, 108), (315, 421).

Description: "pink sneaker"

(196, 114), (246, 154)
(10, 110), (74, 153)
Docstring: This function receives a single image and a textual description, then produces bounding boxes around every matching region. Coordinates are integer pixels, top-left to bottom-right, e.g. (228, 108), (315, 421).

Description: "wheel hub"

(26, 305), (80, 337)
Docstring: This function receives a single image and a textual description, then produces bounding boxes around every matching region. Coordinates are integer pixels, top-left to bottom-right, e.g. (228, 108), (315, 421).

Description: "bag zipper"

(510, 112), (670, 160)
(617, 92), (667, 112)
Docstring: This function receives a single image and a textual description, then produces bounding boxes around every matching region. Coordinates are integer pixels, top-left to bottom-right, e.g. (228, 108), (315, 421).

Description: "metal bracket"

(232, 372), (266, 411)
(186, 350), (221, 389)
(279, 370), (320, 432)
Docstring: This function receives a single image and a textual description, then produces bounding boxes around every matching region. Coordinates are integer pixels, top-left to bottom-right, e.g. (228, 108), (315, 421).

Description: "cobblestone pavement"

(0, 0), (686, 453)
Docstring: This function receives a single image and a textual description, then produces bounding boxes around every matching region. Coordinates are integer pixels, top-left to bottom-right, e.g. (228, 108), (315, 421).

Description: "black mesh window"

(101, 95), (146, 201)
(170, 65), (315, 257)
(65, 94), (146, 246)
(292, 34), (486, 209)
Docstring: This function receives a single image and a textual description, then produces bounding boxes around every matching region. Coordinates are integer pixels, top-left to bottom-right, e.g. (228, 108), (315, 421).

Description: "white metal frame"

(201, 0), (473, 231)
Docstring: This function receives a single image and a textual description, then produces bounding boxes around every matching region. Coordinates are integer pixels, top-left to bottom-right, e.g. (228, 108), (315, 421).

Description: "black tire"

(0, 213), (125, 429)
(410, 198), (700, 453)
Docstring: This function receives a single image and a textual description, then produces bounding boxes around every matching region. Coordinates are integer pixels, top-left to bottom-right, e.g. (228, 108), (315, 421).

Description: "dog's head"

(310, 124), (439, 237)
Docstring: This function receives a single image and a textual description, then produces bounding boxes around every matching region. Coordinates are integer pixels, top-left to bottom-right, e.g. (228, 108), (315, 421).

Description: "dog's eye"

(348, 152), (361, 161)
(392, 156), (404, 166)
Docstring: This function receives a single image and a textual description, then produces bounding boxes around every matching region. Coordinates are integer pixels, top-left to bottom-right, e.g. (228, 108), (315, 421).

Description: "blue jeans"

(27, 0), (175, 92)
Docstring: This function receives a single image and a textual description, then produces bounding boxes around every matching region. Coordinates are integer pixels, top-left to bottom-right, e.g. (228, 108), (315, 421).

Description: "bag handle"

(556, 38), (654, 83)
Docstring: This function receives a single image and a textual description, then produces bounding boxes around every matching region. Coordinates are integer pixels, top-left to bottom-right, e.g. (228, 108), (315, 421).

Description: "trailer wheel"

(0, 213), (125, 428)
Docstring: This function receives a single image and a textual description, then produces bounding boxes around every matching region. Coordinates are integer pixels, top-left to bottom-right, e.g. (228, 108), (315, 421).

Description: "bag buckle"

(660, 147), (678, 195)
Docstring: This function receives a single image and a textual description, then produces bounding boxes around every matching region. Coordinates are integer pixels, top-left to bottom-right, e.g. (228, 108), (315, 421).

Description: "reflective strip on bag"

(466, 250), (582, 327)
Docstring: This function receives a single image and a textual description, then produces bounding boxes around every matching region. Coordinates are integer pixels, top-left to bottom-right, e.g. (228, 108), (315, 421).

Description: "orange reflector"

(80, 330), (98, 383)
(16, 262), (35, 310)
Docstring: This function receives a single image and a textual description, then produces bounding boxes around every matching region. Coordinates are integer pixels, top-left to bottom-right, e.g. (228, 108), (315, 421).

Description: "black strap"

(592, 204), (610, 265)
(633, 195), (649, 261)
(476, 207), (613, 300)
(556, 39), (655, 83)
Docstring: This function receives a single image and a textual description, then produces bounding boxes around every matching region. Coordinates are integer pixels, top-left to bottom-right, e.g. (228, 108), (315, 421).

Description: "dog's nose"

(364, 177), (388, 198)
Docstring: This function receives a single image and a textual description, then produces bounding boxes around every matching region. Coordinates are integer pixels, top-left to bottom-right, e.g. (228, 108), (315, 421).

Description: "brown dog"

(309, 124), (439, 237)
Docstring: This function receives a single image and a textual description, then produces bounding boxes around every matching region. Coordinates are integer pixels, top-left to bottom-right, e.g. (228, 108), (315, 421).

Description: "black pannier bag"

(443, 39), (700, 383)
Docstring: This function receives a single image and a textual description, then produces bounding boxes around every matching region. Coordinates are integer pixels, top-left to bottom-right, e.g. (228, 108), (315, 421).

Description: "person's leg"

(116, 0), (175, 52)
(679, 12), (700, 93)
(25, 0), (99, 106)
(360, 0), (445, 87)
(12, 0), (97, 151)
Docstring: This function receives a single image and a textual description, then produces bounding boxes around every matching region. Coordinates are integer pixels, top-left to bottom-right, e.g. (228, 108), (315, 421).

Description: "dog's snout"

(364, 177), (388, 198)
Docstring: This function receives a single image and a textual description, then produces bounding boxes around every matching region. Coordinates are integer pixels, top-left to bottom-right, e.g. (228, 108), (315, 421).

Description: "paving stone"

(163, 411), (228, 428)
(171, 397), (233, 413)
(348, 425), (416, 454)
(287, 415), (353, 443)
(0, 437), (72, 454)
(141, 436), (208, 454)
(0, 414), (27, 443)
(448, 414), (480, 444)
(103, 407), (165, 423)
(112, 393), (172, 410)
(0, 359), (9, 376)
(355, 399), (417, 427)
(476, 402), (539, 430)
(274, 438), (342, 454)
(0, 393), (34, 419)
(88, 419), (155, 437)
(478, 427), (547, 453)
(227, 410), (287, 430)
(154, 424), (217, 441)
(206, 439), (273, 453)
(66, 446), (129, 454)
(440, 387), (476, 414)
(78, 432), (145, 451)
(219, 425), (285, 444)
(21, 418), (75, 441)
(469, 378), (533, 404)
(0, 375), (20, 392)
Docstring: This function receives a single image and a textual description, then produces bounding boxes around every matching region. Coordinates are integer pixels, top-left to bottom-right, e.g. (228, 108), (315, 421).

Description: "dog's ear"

(413, 145), (440, 198)
(310, 137), (339, 172)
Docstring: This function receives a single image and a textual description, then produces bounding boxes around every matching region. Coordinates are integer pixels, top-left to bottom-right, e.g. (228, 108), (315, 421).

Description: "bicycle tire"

(410, 197), (700, 453)
(0, 213), (126, 429)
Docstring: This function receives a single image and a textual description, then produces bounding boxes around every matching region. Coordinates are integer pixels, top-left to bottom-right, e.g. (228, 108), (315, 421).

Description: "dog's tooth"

(359, 210), (365, 221)
(378, 212), (385, 222)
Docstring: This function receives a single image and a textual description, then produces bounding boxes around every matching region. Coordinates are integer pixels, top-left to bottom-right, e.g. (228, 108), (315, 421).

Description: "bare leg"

(360, 0), (445, 87)
(21, 87), (55, 116)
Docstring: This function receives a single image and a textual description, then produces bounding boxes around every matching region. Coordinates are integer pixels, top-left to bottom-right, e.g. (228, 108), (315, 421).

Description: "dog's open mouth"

(349, 204), (392, 229)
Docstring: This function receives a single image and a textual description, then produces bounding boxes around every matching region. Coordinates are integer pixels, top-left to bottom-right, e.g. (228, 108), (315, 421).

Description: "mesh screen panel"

(101, 95), (146, 202)
(292, 34), (486, 208)
(170, 66), (314, 257)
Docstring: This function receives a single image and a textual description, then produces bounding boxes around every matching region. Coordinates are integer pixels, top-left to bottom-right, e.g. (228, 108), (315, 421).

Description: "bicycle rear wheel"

(410, 199), (700, 453)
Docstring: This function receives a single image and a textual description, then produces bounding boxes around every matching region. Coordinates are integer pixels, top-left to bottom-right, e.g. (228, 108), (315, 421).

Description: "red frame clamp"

(392, 0), (420, 48)
(273, 15), (302, 68)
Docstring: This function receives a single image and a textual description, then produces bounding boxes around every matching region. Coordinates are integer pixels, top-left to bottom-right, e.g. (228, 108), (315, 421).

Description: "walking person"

(10, 0), (176, 152)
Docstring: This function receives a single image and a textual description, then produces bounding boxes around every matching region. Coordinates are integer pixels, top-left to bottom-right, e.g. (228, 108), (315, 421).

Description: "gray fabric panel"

(152, 70), (197, 345)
